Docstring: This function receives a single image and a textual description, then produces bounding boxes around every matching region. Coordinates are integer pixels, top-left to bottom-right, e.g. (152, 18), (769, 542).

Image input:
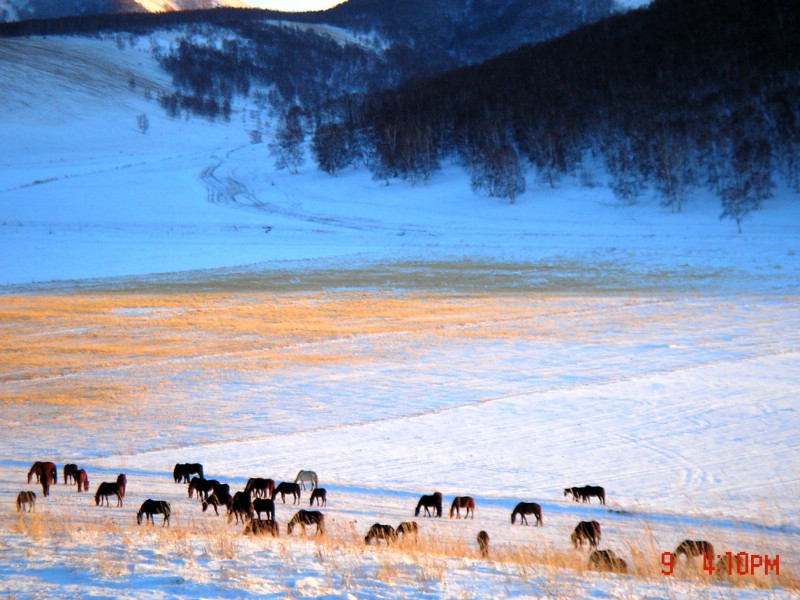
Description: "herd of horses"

(15, 462), (717, 575)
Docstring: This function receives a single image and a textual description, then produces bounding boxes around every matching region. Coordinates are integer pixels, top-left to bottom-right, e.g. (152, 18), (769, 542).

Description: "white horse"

(294, 470), (318, 490)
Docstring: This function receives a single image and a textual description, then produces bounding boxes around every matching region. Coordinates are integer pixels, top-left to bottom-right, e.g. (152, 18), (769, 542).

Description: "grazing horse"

(271, 481), (302, 504)
(309, 488), (327, 507)
(95, 481), (123, 507)
(244, 477), (275, 499)
(396, 521), (418, 539)
(75, 469), (89, 492)
(477, 530), (490, 558)
(564, 485), (606, 505)
(27, 461), (57, 485)
(364, 523), (397, 545)
(228, 491), (252, 524)
(511, 502), (542, 526)
(202, 490), (233, 516)
(252, 498), (276, 522)
(173, 463), (203, 483)
(243, 519), (280, 537)
(571, 521), (601, 548)
(116, 473), (127, 498)
(137, 499), (171, 526)
(63, 464), (79, 485)
(672, 540), (714, 563)
(294, 470), (318, 490)
(287, 510), (325, 536)
(16, 491), (36, 512)
(449, 496), (475, 519)
(415, 492), (443, 518)
(188, 477), (220, 500)
(589, 549), (627, 573)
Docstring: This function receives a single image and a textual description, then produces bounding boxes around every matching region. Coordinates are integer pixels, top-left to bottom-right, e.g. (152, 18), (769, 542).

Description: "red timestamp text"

(661, 551), (780, 576)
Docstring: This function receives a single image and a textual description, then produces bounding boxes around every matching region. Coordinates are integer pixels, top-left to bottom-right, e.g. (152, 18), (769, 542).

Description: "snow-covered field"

(1, 35), (799, 599)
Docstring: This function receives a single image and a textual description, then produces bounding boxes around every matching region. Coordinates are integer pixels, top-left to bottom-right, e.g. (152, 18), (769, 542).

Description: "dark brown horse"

(588, 549), (628, 573)
(173, 462), (203, 483)
(63, 464), (79, 485)
(27, 461), (56, 485)
(309, 487), (327, 507)
(396, 521), (419, 539)
(228, 491), (252, 524)
(287, 510), (325, 535)
(511, 502), (542, 526)
(116, 473), (127, 498)
(449, 496), (475, 519)
(564, 485), (606, 505)
(187, 477), (220, 500)
(252, 498), (276, 521)
(672, 539), (714, 562)
(201, 490), (233, 516)
(364, 523), (397, 545)
(571, 520), (601, 548)
(244, 477), (275, 499)
(16, 491), (36, 512)
(415, 492), (443, 517)
(477, 530), (490, 558)
(95, 481), (123, 507)
(271, 481), (302, 504)
(75, 469), (89, 492)
(137, 499), (171, 526)
(243, 519), (280, 537)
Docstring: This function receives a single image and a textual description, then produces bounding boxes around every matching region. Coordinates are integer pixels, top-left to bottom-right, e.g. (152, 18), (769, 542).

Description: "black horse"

(252, 498), (276, 521)
(364, 523), (397, 545)
(95, 481), (123, 507)
(309, 488), (327, 507)
(228, 491), (252, 524)
(173, 463), (204, 483)
(571, 521), (601, 548)
(564, 485), (606, 505)
(137, 499), (171, 526)
(188, 477), (220, 500)
(271, 481), (302, 504)
(63, 464), (79, 485)
(202, 490), (233, 516)
(511, 501), (542, 526)
(415, 492), (442, 517)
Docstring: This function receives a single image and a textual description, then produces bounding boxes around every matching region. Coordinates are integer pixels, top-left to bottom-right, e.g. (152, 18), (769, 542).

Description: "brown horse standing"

(16, 491), (36, 512)
(571, 521), (601, 548)
(271, 481), (302, 504)
(449, 496), (475, 519)
(28, 461), (57, 485)
(287, 510), (325, 535)
(228, 491), (252, 524)
(309, 488), (327, 507)
(415, 492), (443, 517)
(63, 464), (79, 485)
(75, 469), (89, 492)
(477, 530), (490, 558)
(244, 477), (275, 499)
(511, 502), (542, 526)
(116, 474), (127, 498)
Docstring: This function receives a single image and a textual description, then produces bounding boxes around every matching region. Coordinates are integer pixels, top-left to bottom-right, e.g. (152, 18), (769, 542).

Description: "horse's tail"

(449, 502), (455, 518)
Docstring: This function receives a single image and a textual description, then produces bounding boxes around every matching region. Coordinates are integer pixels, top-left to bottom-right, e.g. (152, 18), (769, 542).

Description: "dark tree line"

(310, 0), (799, 228)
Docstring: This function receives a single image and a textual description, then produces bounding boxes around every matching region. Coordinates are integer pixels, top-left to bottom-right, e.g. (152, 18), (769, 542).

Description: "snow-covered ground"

(0, 34), (798, 599)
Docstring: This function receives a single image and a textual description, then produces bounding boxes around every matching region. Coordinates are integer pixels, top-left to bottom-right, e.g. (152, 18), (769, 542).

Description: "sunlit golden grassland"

(0, 289), (671, 408)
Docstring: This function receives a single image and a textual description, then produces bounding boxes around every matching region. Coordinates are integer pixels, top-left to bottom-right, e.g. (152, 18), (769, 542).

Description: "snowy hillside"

(0, 33), (798, 599)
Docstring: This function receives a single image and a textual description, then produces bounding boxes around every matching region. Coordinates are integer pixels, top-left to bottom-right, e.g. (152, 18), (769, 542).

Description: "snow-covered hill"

(0, 0), (250, 22)
(0, 33), (798, 600)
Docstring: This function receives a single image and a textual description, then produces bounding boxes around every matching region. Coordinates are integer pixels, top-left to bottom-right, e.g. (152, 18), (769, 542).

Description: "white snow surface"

(0, 35), (799, 599)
